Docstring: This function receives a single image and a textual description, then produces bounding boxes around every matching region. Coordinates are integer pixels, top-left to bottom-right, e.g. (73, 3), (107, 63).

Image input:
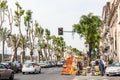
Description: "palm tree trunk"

(11, 47), (17, 62)
(30, 50), (33, 61)
(2, 40), (5, 62)
(41, 50), (44, 61)
(21, 50), (25, 64)
(48, 48), (51, 60)
(43, 48), (47, 60)
(47, 41), (51, 60)
(38, 50), (41, 62)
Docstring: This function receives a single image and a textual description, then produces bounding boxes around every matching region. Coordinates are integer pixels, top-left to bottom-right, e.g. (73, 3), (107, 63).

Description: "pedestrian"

(77, 61), (83, 75)
(99, 58), (105, 76)
(94, 60), (100, 76)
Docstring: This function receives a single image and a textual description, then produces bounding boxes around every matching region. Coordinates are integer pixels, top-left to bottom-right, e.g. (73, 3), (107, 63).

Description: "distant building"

(0, 54), (11, 62)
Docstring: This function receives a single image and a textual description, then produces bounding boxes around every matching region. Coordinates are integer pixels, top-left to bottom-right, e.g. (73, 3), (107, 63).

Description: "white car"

(105, 62), (120, 76)
(39, 61), (46, 68)
(57, 61), (64, 67)
(22, 62), (41, 74)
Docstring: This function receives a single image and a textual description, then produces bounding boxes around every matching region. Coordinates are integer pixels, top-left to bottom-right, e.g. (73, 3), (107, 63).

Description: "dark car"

(14, 61), (22, 72)
(1, 61), (18, 73)
(0, 64), (14, 80)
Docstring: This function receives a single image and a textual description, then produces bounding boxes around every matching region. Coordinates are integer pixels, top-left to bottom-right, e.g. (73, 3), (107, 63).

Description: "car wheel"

(22, 72), (25, 74)
(9, 73), (14, 80)
(106, 74), (109, 76)
(0, 74), (1, 80)
(39, 69), (41, 73)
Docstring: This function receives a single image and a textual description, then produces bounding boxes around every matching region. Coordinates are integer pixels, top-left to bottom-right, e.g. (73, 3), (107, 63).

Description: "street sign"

(91, 50), (94, 54)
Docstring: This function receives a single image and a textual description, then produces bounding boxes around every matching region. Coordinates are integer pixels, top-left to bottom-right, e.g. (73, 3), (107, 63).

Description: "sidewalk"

(73, 76), (109, 80)
(73, 73), (119, 80)
(73, 74), (117, 80)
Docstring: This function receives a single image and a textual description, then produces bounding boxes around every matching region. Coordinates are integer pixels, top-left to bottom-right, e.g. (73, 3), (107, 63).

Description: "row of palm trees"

(0, 0), (68, 63)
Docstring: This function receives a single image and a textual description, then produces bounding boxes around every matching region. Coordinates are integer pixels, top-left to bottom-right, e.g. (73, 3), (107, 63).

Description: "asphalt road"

(14, 67), (75, 80)
(13, 67), (120, 80)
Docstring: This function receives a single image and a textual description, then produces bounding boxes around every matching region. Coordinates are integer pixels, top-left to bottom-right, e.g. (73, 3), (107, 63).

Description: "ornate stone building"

(100, 2), (110, 61)
(100, 0), (120, 62)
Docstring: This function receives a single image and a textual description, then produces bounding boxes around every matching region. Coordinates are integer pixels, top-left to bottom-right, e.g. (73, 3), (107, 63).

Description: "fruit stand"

(61, 55), (84, 75)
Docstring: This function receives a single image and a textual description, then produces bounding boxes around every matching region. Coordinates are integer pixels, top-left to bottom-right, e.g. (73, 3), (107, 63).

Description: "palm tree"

(72, 13), (102, 61)
(19, 36), (28, 63)
(72, 48), (83, 56)
(10, 2), (24, 62)
(59, 37), (66, 59)
(0, 27), (9, 62)
(6, 34), (19, 61)
(0, 0), (8, 27)
(35, 21), (44, 62)
(51, 36), (66, 60)
(42, 40), (48, 61)
(45, 29), (51, 60)
(0, 0), (8, 62)
(24, 10), (36, 61)
(3, 2), (25, 62)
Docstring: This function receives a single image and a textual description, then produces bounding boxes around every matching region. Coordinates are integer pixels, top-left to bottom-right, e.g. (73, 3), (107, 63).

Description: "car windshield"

(1, 62), (9, 65)
(39, 62), (45, 64)
(111, 63), (120, 67)
(24, 63), (32, 67)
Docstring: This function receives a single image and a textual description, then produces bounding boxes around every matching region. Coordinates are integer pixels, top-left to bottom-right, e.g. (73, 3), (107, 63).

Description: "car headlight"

(105, 68), (110, 72)
(117, 69), (120, 72)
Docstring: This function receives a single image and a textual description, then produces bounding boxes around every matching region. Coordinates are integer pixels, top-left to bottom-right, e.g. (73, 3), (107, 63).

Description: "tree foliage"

(73, 13), (102, 58)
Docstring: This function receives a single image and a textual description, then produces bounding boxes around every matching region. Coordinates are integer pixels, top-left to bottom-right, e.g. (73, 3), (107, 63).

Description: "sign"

(91, 50), (94, 54)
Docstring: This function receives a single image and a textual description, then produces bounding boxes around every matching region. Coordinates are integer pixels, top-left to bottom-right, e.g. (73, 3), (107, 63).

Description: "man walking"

(99, 58), (105, 76)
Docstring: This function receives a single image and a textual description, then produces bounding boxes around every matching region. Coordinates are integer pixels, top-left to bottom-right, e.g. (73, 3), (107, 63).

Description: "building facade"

(100, 0), (120, 62)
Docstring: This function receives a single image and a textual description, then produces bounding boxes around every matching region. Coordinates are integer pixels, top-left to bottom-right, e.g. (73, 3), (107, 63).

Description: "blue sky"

(7, 0), (108, 53)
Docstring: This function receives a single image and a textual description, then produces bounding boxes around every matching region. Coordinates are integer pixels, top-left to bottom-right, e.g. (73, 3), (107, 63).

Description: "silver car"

(0, 64), (14, 80)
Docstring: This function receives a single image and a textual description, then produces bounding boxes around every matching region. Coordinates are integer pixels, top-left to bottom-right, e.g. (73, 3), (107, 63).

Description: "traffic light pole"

(63, 31), (73, 33)
(58, 27), (75, 35)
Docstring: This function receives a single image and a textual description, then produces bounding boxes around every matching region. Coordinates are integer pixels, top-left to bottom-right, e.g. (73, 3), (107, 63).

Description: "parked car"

(57, 61), (64, 67)
(51, 60), (57, 67)
(1, 61), (18, 73)
(105, 62), (120, 76)
(57, 60), (65, 67)
(13, 61), (22, 72)
(0, 63), (14, 80)
(39, 61), (46, 68)
(48, 60), (56, 67)
(22, 62), (41, 74)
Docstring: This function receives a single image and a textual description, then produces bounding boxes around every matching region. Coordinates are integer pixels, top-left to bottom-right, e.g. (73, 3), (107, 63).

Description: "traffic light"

(58, 27), (63, 35)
